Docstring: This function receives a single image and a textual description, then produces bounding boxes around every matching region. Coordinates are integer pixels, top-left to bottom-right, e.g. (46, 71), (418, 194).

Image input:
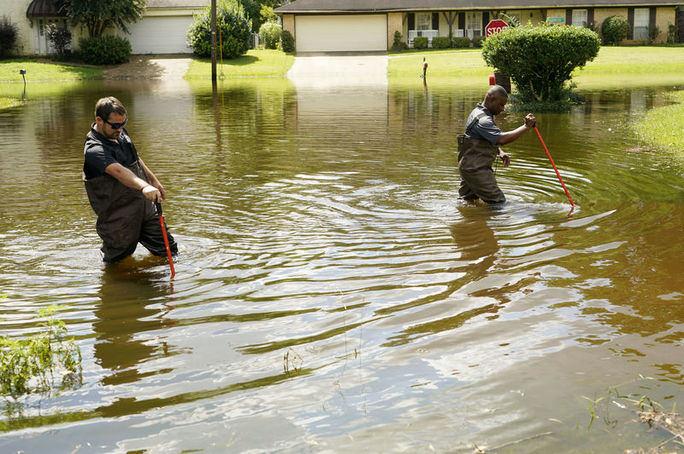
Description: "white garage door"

(296, 15), (387, 52)
(127, 16), (194, 54)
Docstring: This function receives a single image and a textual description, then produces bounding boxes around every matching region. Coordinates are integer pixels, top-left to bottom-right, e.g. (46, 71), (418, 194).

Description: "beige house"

(275, 0), (683, 52)
(4, 0), (209, 56)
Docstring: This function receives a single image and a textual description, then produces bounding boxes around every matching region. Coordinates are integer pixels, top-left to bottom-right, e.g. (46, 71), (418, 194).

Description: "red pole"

(155, 202), (176, 278)
(533, 126), (575, 207)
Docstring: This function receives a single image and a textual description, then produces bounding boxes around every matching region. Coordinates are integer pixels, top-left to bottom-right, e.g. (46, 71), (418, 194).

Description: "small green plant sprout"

(0, 305), (82, 400)
(283, 348), (303, 375)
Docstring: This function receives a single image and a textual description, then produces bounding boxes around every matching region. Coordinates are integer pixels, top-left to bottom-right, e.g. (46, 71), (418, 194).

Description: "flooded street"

(0, 77), (682, 452)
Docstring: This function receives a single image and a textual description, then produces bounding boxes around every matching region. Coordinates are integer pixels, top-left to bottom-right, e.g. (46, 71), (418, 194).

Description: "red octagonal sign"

(485, 19), (509, 37)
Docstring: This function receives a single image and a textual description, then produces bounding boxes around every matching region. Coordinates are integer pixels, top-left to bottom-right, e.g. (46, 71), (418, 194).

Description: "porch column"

(282, 14), (295, 39)
(387, 12), (403, 50)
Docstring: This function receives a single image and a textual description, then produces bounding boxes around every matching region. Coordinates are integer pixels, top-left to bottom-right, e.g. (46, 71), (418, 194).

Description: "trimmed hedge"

(281, 30), (295, 53)
(601, 15), (629, 45)
(451, 37), (470, 48)
(431, 36), (451, 49)
(482, 25), (600, 102)
(79, 35), (131, 65)
(413, 36), (428, 49)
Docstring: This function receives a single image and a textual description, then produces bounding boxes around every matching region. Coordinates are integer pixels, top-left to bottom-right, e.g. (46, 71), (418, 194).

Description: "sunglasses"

(104, 118), (128, 130)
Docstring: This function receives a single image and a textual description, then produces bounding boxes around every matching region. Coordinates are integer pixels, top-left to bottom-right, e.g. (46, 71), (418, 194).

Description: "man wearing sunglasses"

(83, 96), (178, 263)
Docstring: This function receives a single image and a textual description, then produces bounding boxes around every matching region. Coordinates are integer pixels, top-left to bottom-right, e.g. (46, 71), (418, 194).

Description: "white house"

(5, 0), (209, 56)
(275, 0), (683, 52)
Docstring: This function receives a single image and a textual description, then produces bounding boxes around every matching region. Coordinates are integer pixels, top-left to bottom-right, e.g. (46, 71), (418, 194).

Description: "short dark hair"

(486, 85), (509, 99)
(95, 97), (127, 121)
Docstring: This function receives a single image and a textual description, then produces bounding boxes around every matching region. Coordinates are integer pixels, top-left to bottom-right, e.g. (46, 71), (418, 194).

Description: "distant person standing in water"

(82, 96), (178, 263)
(458, 85), (536, 204)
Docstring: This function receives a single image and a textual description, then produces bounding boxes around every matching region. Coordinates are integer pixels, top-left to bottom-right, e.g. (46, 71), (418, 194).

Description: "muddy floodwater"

(0, 77), (682, 453)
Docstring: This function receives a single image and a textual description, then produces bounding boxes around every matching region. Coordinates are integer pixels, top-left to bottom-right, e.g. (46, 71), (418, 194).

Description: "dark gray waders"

(457, 112), (506, 205)
(84, 161), (177, 263)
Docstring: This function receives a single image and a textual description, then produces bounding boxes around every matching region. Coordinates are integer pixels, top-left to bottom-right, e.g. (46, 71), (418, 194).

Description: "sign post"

(484, 19), (509, 38)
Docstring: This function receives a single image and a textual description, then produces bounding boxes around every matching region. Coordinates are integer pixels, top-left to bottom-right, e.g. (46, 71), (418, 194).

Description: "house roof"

(26, 0), (66, 18)
(145, 0), (209, 8)
(275, 0), (681, 13)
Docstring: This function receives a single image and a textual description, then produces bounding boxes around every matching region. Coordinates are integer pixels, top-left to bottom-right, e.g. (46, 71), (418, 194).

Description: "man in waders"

(458, 85), (536, 204)
(83, 97), (178, 263)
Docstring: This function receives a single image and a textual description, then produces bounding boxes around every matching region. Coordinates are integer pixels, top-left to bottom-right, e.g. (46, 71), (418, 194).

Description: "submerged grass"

(185, 49), (295, 79)
(0, 305), (82, 401)
(0, 97), (22, 110)
(636, 91), (684, 154)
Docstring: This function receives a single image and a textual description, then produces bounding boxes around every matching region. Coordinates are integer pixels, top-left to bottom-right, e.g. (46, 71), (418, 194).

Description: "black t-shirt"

(83, 125), (139, 180)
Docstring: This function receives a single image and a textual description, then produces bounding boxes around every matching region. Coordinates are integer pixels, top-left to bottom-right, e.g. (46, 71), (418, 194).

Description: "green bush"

(471, 37), (483, 48)
(281, 30), (295, 53)
(187, 0), (251, 59)
(259, 21), (281, 49)
(482, 24), (600, 103)
(431, 36), (451, 49)
(0, 16), (18, 59)
(413, 36), (428, 49)
(601, 15), (629, 45)
(79, 35), (131, 65)
(667, 23), (678, 44)
(392, 30), (407, 51)
(451, 37), (470, 48)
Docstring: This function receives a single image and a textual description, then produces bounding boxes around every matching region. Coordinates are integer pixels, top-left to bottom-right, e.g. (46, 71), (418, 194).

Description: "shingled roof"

(276, 0), (681, 13)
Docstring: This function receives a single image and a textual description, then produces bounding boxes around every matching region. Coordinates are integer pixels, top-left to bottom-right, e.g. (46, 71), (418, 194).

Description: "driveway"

(287, 53), (388, 88)
(103, 56), (191, 81)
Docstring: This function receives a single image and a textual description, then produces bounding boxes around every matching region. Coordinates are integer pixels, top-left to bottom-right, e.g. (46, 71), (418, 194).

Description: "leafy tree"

(260, 5), (278, 25)
(187, 0), (251, 59)
(482, 25), (600, 103)
(259, 21), (282, 49)
(57, 0), (145, 38)
(238, 0), (281, 32)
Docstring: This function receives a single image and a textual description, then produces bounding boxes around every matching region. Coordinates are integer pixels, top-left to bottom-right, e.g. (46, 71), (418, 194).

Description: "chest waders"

(84, 160), (157, 262)
(457, 112), (506, 204)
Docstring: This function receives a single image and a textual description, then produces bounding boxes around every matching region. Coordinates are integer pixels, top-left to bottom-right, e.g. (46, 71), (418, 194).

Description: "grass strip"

(185, 49), (294, 79)
(0, 59), (101, 83)
(635, 90), (684, 153)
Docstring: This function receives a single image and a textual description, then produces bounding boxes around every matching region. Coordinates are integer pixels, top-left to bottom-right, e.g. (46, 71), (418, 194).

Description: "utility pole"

(211, 0), (217, 86)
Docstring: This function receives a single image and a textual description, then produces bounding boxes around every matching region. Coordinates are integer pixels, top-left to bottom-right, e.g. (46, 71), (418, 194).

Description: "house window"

(634, 8), (650, 40)
(572, 9), (588, 27)
(465, 12), (482, 38)
(416, 12), (432, 30)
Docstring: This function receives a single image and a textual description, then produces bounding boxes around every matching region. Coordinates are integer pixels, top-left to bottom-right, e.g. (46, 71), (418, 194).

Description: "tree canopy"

(58, 0), (146, 38)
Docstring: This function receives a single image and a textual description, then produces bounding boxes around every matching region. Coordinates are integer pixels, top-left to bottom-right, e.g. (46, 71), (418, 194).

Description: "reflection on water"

(0, 79), (682, 452)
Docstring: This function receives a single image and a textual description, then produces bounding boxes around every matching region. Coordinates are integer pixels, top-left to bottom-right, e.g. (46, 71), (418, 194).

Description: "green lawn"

(635, 90), (684, 153)
(0, 59), (101, 83)
(185, 49), (295, 79)
(389, 46), (684, 89)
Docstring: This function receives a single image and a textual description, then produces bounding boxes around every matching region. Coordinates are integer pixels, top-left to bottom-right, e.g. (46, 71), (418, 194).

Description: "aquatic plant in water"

(0, 304), (82, 399)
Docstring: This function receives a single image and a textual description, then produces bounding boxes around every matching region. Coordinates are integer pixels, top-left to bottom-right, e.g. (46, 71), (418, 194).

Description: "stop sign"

(485, 19), (509, 37)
